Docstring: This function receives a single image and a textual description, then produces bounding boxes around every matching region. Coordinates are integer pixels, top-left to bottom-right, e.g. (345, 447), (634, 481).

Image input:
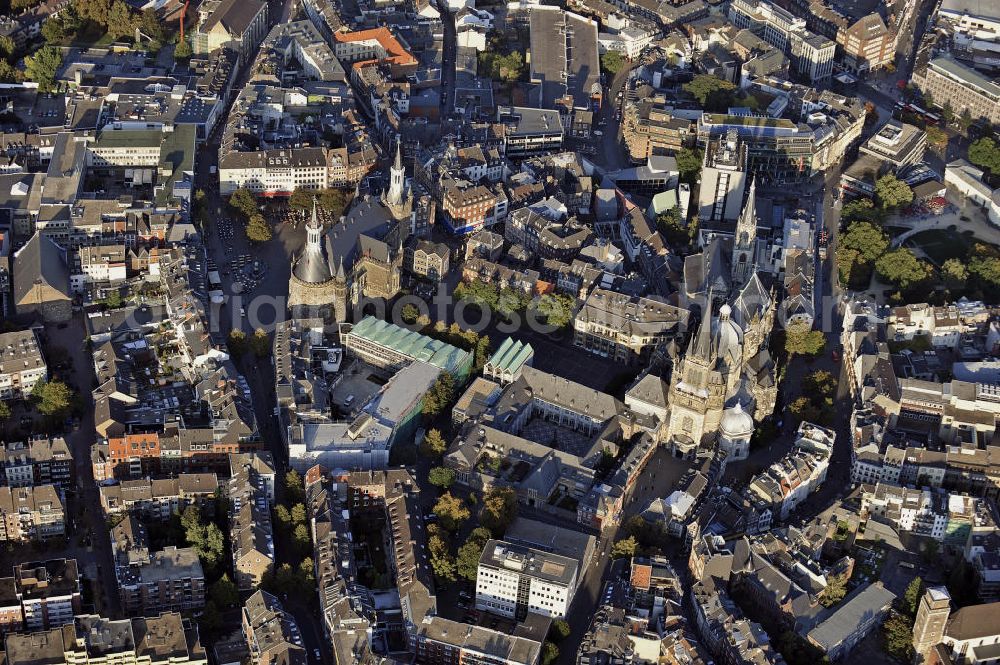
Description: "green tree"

(228, 329), (248, 355)
(420, 428), (448, 458)
(41, 17), (69, 45)
(246, 214), (273, 243)
(541, 642), (559, 665)
(228, 188), (257, 219)
(0, 35), (15, 59)
(456, 527), (492, 581)
(474, 335), (492, 370)
(76, 0), (111, 24)
(428, 466), (456, 489)
(840, 222), (889, 263)
(683, 75), (737, 111)
(785, 322), (825, 357)
(600, 50), (625, 75)
(401, 303), (419, 323)
(423, 372), (456, 418)
(883, 612), (915, 661)
(432, 492), (470, 531)
(534, 293), (576, 329)
(480, 486), (517, 536)
(209, 575), (239, 608)
(288, 188), (315, 212)
(174, 37), (193, 60)
(904, 576), (924, 616)
(290, 503), (307, 525)
(875, 249), (931, 289)
(318, 188), (352, 217)
(250, 328), (271, 357)
(874, 174), (914, 209)
(960, 108), (973, 131)
(803, 370), (837, 397)
(139, 7), (165, 43)
(0, 60), (21, 84)
(656, 207), (689, 247)
(428, 527), (457, 582)
(942, 258), (969, 290)
(106, 0), (136, 40)
(496, 51), (524, 82)
(841, 197), (883, 226)
(31, 380), (73, 418)
(293, 523), (311, 552)
(286, 469), (304, 503)
(550, 620), (571, 642)
(818, 574), (847, 607)
(675, 148), (703, 184)
(969, 137), (1000, 173)
(274, 504), (292, 530)
(24, 46), (62, 93)
(925, 125), (948, 148)
(788, 396), (821, 424)
(0, 401), (10, 421)
(610, 536), (638, 559)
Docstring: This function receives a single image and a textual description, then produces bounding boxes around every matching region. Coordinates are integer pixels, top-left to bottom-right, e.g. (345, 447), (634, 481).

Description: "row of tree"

(426, 486), (517, 583)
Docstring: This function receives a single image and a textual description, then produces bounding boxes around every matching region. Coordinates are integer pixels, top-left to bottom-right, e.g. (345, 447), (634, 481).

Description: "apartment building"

(405, 239), (450, 282)
(838, 13), (895, 73)
(98, 474), (219, 520)
(623, 96), (695, 163)
(0, 438), (72, 488)
(71, 244), (128, 292)
(729, 0), (835, 81)
(0, 330), (47, 401)
(3, 612), (208, 665)
(496, 107), (564, 157)
(111, 517), (206, 616)
(476, 540), (579, 620)
(242, 590), (307, 665)
(696, 114), (815, 184)
(441, 178), (508, 235)
(228, 454), (275, 592)
(191, 0), (268, 59)
(13, 559), (81, 630)
(573, 288), (687, 366)
(412, 616), (545, 665)
(748, 422), (833, 518)
(860, 483), (993, 544)
(913, 57), (1000, 126)
(0, 485), (65, 542)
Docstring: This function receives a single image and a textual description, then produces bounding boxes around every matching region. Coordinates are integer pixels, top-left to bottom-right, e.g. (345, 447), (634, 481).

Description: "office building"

(476, 540), (579, 620)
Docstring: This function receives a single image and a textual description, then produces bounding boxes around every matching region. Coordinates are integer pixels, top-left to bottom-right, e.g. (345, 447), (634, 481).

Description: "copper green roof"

(349, 316), (471, 374)
(487, 337), (534, 374)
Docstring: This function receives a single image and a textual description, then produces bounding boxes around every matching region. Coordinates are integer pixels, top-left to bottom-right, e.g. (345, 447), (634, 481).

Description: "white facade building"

(475, 540), (578, 620)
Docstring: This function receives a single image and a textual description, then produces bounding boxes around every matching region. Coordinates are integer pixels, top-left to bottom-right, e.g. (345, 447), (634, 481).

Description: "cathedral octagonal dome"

(720, 402), (753, 438)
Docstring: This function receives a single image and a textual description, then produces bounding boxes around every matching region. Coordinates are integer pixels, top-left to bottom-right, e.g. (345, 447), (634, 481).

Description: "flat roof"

(479, 539), (579, 586)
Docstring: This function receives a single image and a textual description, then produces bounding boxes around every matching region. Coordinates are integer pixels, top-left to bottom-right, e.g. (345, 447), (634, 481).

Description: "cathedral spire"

(306, 197), (322, 248)
(732, 177), (758, 286)
(387, 136), (406, 207)
(691, 290), (716, 361)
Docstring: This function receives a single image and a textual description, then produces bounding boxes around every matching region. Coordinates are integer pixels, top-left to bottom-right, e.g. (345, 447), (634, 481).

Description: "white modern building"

(475, 540), (579, 620)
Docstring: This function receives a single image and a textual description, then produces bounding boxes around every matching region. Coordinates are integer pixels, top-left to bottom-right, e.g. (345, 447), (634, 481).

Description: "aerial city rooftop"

(0, 0), (998, 661)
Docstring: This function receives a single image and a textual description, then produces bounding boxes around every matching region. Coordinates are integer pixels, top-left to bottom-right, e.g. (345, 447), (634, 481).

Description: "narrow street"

(46, 320), (122, 619)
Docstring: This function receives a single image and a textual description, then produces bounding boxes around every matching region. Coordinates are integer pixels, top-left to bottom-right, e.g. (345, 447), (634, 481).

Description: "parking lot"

(329, 362), (386, 415)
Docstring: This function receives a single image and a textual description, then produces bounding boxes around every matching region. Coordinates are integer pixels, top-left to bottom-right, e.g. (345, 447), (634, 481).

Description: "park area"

(904, 228), (972, 265)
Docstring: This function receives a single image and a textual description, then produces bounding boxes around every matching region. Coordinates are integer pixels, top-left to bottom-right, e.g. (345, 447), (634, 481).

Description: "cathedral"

(666, 178), (778, 460)
(287, 139), (411, 322)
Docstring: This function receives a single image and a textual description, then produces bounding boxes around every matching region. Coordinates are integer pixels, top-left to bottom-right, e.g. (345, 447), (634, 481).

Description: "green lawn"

(70, 21), (116, 48)
(908, 229), (970, 265)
